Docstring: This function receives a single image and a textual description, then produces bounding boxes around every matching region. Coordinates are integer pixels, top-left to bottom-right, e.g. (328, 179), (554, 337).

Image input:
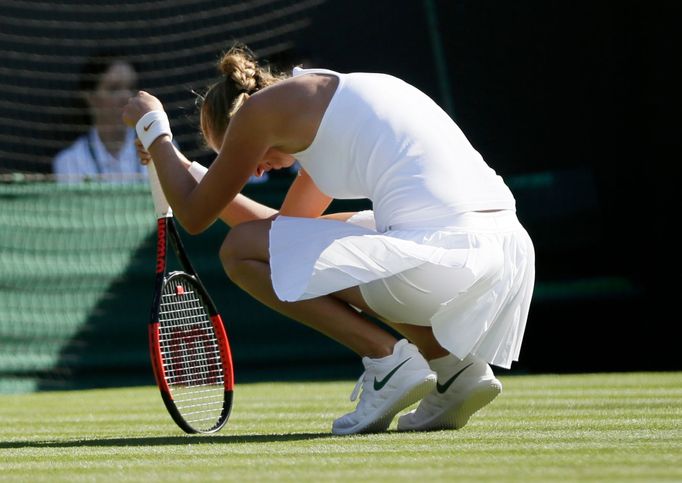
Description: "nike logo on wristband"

(373, 358), (412, 391)
(436, 363), (474, 393)
(143, 121), (156, 132)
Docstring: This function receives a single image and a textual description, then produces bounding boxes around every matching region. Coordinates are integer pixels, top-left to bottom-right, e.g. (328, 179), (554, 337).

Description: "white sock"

(428, 353), (462, 378)
(366, 339), (406, 364)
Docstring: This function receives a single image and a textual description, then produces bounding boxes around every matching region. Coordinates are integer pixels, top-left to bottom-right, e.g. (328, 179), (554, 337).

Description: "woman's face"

(205, 128), (295, 179)
(86, 61), (137, 128)
(253, 147), (296, 178)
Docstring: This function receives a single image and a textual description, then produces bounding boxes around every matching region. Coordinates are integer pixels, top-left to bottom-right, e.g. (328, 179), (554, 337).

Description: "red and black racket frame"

(148, 215), (234, 434)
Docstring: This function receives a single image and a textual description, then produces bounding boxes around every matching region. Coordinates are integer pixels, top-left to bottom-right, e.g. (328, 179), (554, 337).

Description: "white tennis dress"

(269, 68), (535, 368)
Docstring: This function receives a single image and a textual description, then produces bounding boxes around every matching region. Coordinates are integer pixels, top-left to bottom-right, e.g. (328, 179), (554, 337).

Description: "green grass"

(1, 372), (680, 482)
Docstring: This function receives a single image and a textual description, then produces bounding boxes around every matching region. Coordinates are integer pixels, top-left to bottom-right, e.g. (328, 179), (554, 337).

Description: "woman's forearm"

(148, 137), (203, 231)
(179, 151), (277, 227)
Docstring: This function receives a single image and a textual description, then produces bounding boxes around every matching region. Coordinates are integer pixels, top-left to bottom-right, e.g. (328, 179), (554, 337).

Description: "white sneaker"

(332, 339), (437, 435)
(397, 353), (502, 431)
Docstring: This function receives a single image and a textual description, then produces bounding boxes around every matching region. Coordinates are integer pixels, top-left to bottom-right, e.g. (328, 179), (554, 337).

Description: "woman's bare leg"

(220, 219), (397, 359)
(333, 287), (449, 360)
(317, 212), (449, 359)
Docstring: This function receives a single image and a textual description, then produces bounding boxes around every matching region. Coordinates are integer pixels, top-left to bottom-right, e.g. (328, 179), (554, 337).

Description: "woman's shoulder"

(248, 73), (337, 120)
(53, 133), (88, 161)
(52, 133), (90, 175)
(228, 73), (338, 153)
(255, 72), (331, 101)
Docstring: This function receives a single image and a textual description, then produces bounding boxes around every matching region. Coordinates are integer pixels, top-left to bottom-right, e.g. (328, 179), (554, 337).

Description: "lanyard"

(86, 130), (107, 175)
(85, 130), (142, 175)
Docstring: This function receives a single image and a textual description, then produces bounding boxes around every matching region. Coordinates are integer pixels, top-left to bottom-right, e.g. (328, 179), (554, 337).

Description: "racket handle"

(147, 162), (173, 218)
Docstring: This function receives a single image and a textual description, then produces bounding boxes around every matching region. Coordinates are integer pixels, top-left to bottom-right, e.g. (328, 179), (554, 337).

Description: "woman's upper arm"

(279, 169), (332, 218)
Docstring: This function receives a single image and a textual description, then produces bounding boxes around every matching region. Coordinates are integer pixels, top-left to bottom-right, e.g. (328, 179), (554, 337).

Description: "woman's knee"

(219, 231), (240, 279)
(219, 220), (271, 278)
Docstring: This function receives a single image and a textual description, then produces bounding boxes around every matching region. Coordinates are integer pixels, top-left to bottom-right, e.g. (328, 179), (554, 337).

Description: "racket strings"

(158, 275), (225, 431)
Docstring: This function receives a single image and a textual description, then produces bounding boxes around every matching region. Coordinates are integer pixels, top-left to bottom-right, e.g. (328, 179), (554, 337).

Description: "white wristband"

(188, 161), (208, 182)
(136, 110), (172, 150)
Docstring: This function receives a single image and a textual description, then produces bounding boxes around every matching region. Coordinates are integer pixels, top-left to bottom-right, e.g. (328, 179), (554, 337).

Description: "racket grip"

(148, 162), (173, 218)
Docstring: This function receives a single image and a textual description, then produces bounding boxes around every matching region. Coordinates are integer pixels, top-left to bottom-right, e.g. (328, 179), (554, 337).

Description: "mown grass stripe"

(0, 372), (680, 482)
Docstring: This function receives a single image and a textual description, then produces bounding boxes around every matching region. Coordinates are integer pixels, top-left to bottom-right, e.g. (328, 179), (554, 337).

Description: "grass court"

(1, 372), (680, 482)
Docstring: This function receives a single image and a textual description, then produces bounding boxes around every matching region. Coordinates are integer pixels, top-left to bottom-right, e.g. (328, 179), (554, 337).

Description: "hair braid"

(199, 43), (287, 149)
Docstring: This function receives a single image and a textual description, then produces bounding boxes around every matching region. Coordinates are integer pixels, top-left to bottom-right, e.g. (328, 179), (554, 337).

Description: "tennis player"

(124, 45), (535, 435)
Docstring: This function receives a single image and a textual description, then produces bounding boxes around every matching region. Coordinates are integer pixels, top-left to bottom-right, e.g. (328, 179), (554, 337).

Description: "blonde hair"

(199, 44), (287, 148)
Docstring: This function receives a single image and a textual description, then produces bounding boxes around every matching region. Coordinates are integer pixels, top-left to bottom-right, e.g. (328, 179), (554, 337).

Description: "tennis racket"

(147, 162), (234, 434)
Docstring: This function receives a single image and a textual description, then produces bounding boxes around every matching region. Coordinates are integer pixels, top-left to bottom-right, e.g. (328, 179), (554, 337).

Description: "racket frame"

(147, 163), (234, 434)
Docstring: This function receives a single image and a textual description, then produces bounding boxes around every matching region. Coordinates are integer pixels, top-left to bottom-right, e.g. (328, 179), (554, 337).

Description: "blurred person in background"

(53, 51), (146, 182)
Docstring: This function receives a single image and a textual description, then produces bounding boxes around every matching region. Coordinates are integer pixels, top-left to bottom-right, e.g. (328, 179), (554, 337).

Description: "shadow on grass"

(0, 432), (334, 449)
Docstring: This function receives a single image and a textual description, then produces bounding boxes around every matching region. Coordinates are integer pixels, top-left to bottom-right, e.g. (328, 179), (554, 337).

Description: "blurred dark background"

(0, 1), (679, 391)
(271, 0), (681, 374)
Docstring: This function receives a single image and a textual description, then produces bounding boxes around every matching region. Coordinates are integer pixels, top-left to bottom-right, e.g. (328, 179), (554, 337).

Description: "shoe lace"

(350, 371), (366, 402)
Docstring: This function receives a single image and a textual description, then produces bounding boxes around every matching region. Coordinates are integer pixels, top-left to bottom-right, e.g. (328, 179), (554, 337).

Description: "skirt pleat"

(269, 210), (535, 369)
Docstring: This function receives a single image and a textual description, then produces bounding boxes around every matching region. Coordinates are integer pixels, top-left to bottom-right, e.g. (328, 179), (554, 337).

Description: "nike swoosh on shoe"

(373, 357), (412, 391)
(436, 362), (474, 394)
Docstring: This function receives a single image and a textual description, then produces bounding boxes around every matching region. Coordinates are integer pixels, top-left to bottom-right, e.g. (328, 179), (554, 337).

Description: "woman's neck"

(95, 124), (127, 156)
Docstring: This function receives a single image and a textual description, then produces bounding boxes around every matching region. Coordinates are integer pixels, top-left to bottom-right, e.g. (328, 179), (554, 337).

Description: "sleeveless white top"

(291, 67), (515, 232)
(269, 69), (534, 368)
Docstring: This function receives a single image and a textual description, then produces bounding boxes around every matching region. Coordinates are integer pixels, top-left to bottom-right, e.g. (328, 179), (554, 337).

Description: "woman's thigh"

(220, 219), (272, 263)
(222, 214), (357, 263)
(358, 263), (477, 326)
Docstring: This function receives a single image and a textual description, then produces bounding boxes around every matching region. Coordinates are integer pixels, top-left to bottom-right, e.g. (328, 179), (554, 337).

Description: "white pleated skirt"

(269, 210), (535, 369)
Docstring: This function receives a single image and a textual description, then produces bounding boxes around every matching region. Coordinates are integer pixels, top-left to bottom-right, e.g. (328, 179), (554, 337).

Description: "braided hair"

(199, 44), (287, 149)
